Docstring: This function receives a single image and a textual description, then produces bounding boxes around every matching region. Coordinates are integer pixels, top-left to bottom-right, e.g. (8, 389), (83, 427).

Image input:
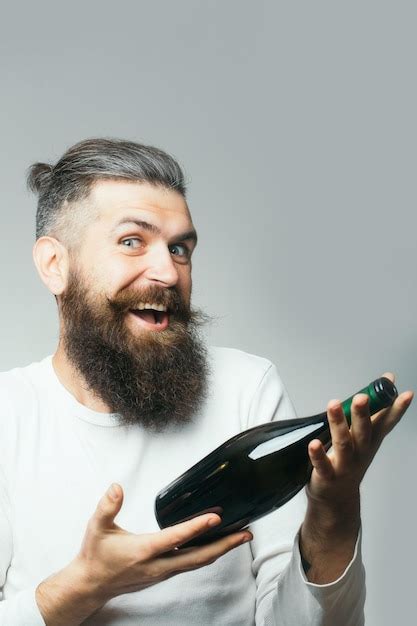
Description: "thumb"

(93, 483), (124, 529)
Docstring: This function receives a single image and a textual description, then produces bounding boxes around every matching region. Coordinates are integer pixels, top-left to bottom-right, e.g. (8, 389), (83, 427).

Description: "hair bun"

(26, 162), (53, 194)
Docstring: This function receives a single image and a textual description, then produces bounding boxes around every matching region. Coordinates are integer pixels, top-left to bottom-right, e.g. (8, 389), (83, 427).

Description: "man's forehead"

(89, 179), (192, 225)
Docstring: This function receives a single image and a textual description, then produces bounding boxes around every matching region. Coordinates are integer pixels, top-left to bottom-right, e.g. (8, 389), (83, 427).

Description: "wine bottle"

(155, 377), (398, 546)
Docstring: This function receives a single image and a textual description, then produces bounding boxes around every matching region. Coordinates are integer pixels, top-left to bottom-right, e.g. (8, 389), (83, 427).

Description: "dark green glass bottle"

(155, 377), (397, 546)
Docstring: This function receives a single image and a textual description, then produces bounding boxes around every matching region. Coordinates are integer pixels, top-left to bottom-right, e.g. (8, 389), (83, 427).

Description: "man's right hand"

(36, 483), (252, 626)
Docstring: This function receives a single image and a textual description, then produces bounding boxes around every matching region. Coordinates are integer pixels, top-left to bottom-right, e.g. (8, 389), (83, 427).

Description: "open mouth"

(129, 305), (170, 331)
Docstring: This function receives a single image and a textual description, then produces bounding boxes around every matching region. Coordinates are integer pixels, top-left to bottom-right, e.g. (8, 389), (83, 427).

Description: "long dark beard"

(60, 270), (211, 432)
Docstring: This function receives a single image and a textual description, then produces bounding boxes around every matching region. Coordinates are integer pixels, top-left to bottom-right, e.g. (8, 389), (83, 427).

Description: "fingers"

(350, 394), (372, 455)
(159, 529), (253, 574)
(326, 399), (354, 469)
(308, 439), (334, 480)
(149, 513), (224, 556)
(372, 391), (414, 443)
(91, 483), (124, 530)
(381, 371), (395, 383)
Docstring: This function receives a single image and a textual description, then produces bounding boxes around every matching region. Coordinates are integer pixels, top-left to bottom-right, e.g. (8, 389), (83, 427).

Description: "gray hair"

(27, 137), (187, 244)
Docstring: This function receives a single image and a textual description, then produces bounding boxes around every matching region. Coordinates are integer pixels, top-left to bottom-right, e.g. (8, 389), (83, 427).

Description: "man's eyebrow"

(111, 218), (198, 245)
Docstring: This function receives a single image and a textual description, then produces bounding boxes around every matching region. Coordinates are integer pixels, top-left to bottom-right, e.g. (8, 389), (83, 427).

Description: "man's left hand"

(299, 372), (413, 583)
(308, 372), (413, 509)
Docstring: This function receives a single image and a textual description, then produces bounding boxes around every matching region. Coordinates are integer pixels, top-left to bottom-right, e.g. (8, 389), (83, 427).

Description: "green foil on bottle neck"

(341, 382), (381, 426)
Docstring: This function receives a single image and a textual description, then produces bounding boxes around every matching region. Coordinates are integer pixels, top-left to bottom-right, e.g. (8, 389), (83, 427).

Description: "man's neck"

(52, 344), (113, 414)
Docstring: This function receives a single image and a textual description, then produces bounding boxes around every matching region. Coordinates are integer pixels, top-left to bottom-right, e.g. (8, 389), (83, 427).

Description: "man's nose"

(142, 245), (180, 287)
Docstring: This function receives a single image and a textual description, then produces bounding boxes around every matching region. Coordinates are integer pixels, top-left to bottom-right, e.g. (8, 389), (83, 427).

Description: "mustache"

(108, 285), (185, 313)
(60, 275), (214, 330)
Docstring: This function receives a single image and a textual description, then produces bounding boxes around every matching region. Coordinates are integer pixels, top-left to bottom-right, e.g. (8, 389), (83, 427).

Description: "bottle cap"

(373, 377), (398, 405)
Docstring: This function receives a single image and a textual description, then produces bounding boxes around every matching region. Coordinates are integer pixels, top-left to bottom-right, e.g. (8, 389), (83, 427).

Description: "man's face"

(58, 180), (210, 431)
(74, 180), (197, 334)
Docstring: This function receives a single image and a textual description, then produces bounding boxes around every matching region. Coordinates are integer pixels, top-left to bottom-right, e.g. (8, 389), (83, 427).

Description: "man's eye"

(169, 243), (189, 257)
(121, 238), (142, 249)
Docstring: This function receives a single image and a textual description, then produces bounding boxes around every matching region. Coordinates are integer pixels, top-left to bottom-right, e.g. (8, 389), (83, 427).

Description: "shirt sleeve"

(247, 362), (366, 626)
(0, 462), (45, 625)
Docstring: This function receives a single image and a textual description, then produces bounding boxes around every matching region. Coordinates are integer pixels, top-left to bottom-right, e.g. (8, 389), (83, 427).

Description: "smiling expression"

(72, 179), (198, 334)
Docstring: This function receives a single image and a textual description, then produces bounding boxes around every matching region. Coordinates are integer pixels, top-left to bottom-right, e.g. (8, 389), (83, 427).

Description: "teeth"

(137, 302), (167, 312)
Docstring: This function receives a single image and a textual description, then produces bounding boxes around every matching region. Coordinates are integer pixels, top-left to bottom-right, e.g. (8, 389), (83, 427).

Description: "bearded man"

(0, 138), (412, 625)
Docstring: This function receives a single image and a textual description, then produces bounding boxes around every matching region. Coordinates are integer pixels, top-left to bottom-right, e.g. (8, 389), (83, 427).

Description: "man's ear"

(32, 236), (70, 295)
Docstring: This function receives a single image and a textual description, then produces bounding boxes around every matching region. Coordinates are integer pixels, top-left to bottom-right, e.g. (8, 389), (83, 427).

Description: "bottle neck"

(340, 377), (398, 426)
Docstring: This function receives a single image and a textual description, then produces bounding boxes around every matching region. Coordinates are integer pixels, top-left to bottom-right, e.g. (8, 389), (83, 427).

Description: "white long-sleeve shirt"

(0, 346), (365, 625)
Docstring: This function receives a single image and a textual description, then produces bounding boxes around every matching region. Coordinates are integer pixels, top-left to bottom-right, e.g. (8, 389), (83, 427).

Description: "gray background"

(1, 1), (415, 623)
